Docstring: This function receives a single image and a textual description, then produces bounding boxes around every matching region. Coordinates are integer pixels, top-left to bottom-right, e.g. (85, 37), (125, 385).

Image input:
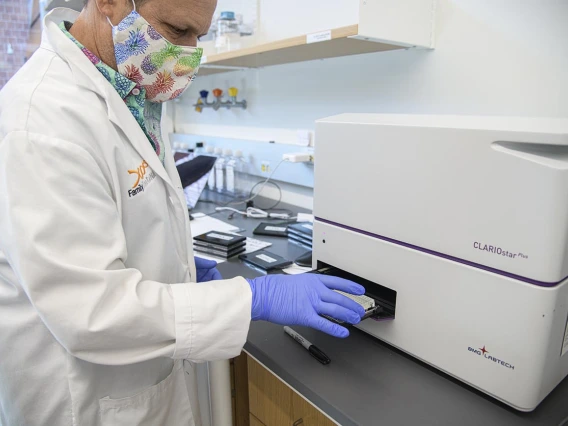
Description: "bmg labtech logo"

(468, 345), (515, 370)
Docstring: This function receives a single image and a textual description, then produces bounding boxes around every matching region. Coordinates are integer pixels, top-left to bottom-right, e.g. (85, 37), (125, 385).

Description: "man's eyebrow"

(167, 20), (204, 35)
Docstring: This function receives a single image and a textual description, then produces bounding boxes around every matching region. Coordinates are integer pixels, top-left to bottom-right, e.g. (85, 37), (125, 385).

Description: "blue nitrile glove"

(195, 257), (223, 282)
(246, 274), (366, 338)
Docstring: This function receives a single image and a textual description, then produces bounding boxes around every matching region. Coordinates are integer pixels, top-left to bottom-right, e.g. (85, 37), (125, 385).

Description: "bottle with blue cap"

(216, 11), (241, 53)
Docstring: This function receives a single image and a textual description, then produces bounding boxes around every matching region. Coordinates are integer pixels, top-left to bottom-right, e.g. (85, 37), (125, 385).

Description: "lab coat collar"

(42, 9), (109, 100)
(41, 8), (173, 188)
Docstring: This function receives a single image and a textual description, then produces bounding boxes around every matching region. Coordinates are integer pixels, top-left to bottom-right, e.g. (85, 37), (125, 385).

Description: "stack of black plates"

(193, 231), (247, 259)
(287, 222), (313, 249)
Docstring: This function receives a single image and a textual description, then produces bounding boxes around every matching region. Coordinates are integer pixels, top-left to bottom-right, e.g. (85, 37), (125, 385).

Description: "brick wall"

(0, 0), (32, 89)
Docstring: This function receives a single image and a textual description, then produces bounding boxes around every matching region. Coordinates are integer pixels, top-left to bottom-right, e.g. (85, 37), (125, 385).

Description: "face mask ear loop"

(106, 0), (136, 28)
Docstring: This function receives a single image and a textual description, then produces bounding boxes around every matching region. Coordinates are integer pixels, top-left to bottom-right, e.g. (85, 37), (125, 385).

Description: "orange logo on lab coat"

(128, 160), (149, 188)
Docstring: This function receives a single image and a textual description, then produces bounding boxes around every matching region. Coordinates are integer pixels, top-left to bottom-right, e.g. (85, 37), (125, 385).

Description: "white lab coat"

(0, 8), (251, 426)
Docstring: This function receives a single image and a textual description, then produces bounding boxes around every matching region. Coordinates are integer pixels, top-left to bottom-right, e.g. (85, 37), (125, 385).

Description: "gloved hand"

(194, 257), (222, 282)
(246, 274), (366, 338)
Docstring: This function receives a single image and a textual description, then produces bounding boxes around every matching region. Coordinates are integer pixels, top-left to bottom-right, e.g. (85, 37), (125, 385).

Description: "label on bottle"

(307, 30), (332, 44)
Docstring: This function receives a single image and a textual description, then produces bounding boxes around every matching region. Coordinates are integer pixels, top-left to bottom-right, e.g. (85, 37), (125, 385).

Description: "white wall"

(174, 0), (568, 208)
(257, 0), (359, 42)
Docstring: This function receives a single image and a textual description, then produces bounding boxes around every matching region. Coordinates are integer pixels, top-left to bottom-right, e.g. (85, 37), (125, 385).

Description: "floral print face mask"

(107, 1), (203, 103)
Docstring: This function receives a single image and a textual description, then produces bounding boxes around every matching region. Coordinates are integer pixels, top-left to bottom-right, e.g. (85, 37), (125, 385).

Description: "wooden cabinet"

(248, 355), (293, 425)
(231, 353), (336, 426)
(249, 413), (266, 426)
(290, 393), (336, 426)
(232, 354), (251, 426)
(246, 355), (335, 426)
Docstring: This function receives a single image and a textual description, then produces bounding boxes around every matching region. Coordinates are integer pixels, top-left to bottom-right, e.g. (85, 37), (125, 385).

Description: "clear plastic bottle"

(206, 146), (216, 190)
(214, 147), (225, 192)
(233, 150), (249, 196)
(224, 149), (236, 194)
(215, 11), (241, 53)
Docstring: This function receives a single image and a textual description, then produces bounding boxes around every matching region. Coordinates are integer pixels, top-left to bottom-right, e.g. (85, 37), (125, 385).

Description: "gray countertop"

(193, 193), (568, 426)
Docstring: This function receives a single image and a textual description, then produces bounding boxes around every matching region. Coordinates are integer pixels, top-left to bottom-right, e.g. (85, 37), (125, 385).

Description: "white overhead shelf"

(198, 0), (436, 76)
(198, 25), (401, 76)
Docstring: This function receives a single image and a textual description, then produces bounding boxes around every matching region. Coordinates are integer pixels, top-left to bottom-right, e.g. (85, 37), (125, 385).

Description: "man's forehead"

(146, 0), (217, 30)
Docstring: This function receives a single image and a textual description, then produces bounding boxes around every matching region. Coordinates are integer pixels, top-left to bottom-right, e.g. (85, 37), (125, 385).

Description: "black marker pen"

(284, 326), (331, 365)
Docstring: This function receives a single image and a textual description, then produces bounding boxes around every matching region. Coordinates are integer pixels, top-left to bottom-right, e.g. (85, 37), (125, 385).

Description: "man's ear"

(94, 0), (134, 26)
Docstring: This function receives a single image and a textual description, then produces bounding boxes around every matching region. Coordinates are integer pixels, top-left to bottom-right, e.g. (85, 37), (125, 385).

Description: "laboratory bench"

(192, 193), (568, 426)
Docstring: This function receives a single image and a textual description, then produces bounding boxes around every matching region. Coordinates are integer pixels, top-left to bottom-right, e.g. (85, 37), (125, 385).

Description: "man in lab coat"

(0, 0), (366, 425)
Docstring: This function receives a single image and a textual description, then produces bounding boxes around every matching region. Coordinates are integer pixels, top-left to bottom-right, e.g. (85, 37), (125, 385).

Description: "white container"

(233, 149), (249, 196)
(206, 146), (216, 190)
(214, 147), (225, 192)
(224, 149), (236, 194)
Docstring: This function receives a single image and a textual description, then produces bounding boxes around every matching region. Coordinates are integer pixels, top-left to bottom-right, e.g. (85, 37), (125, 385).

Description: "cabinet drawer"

(249, 413), (266, 426)
(291, 392), (336, 426)
(248, 357), (293, 425)
(247, 356), (336, 426)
